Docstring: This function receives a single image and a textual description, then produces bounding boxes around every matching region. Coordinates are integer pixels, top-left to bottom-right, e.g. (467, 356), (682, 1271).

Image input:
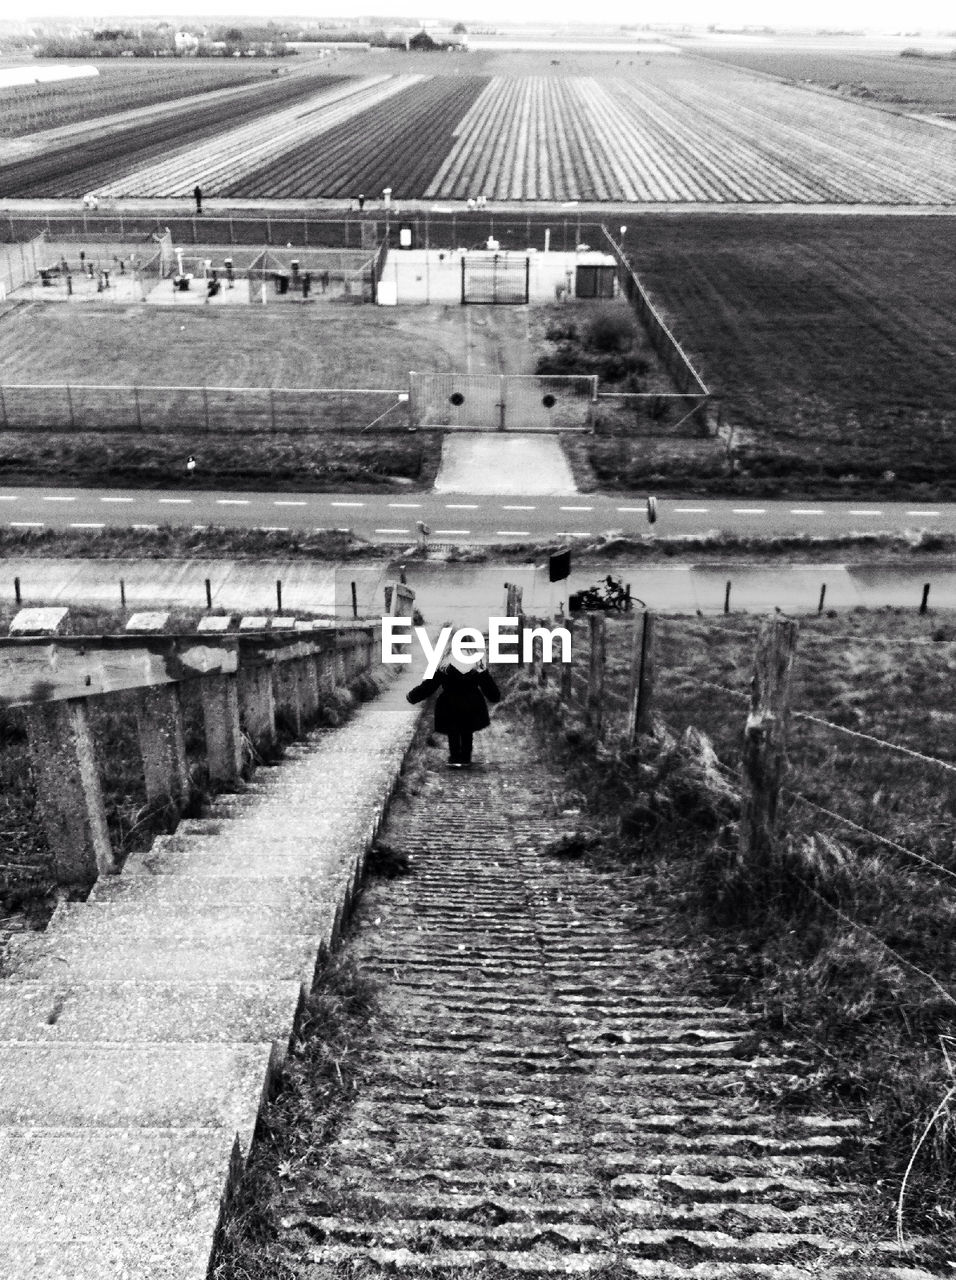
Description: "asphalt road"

(0, 486), (953, 542)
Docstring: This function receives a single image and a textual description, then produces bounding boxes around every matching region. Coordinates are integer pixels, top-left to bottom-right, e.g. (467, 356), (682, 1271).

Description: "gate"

(408, 373), (597, 431)
(461, 254), (530, 305)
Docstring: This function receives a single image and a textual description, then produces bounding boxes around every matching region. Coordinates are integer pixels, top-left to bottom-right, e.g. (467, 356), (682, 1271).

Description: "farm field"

(615, 215), (956, 494)
(0, 59), (281, 137)
(692, 46), (956, 116)
(0, 72), (351, 198)
(1, 53), (954, 203)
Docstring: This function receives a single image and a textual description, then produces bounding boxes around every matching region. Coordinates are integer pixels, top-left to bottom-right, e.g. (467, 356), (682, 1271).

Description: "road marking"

(273, 500), (307, 507)
(732, 508), (767, 514)
(0, 496), (19, 501)
(907, 510), (941, 516)
(158, 498), (192, 505)
(100, 497), (135, 504)
(330, 501), (366, 508)
(433, 529), (471, 535)
(496, 530), (530, 537)
(559, 505), (593, 511)
(259, 526), (289, 532)
(616, 507), (642, 513)
(388, 503), (421, 508)
(501, 504), (536, 511)
(42, 495), (76, 502)
(556, 531), (592, 537)
(374, 527), (409, 534)
(445, 503), (479, 509)
(70, 522), (105, 529)
(9, 521), (42, 528)
(790, 509), (824, 515)
(849, 509), (883, 516)
(672, 506), (710, 513)
(132, 523), (158, 530)
(791, 564), (847, 571)
(216, 499), (251, 506)
(192, 524), (208, 530)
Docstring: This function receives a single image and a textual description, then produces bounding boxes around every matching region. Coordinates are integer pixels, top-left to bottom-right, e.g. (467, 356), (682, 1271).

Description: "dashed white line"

(388, 503), (421, 509)
(445, 503), (479, 509)
(9, 521), (42, 528)
(330, 501), (366, 508)
(216, 499), (251, 507)
(192, 524), (208, 530)
(616, 507), (642, 513)
(906, 510), (941, 517)
(672, 507), (710, 513)
(0, 496), (19, 501)
(42, 495), (76, 502)
(732, 508), (767, 515)
(132, 523), (158, 530)
(374, 527), (409, 534)
(158, 498), (193, 505)
(433, 529), (471, 536)
(258, 526), (289, 532)
(70, 522), (105, 529)
(501, 505), (536, 511)
(273, 500), (307, 507)
(849, 510), (883, 516)
(790, 509), (824, 515)
(100, 497), (135, 504)
(496, 531), (530, 537)
(559, 505), (593, 511)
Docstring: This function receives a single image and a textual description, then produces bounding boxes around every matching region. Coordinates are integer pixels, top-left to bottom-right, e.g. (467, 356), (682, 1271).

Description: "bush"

(583, 308), (638, 354)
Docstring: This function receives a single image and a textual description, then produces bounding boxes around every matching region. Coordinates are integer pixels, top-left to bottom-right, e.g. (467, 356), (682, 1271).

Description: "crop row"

(220, 76), (489, 199)
(425, 63), (956, 202)
(0, 61), (276, 138)
(99, 76), (421, 198)
(0, 73), (350, 198)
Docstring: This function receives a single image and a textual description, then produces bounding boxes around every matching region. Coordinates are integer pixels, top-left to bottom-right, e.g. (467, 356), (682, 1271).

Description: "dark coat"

(407, 665), (501, 734)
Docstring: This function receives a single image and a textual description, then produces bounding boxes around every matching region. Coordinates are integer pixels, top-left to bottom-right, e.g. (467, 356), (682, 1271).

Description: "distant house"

(173, 30), (200, 54)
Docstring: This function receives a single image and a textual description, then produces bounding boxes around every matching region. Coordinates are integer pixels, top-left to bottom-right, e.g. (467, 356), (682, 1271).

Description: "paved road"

(1, 487), (953, 542)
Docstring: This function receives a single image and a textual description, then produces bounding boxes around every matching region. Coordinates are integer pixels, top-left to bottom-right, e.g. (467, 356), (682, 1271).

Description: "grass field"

(618, 214), (956, 497)
(693, 45), (956, 115)
(0, 303), (536, 389)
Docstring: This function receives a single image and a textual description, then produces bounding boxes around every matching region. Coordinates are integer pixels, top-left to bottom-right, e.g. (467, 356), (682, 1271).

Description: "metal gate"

(408, 373), (597, 431)
(461, 254), (530, 305)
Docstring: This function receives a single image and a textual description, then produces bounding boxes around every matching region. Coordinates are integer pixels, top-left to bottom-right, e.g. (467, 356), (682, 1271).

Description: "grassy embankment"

(511, 607), (956, 1259)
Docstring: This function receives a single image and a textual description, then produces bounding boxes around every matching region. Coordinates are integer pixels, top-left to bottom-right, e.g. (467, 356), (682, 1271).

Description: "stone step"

(46, 900), (336, 949)
(0, 979), (302, 1046)
(0, 1043), (275, 1150)
(0, 1126), (236, 1259)
(79, 877), (340, 928)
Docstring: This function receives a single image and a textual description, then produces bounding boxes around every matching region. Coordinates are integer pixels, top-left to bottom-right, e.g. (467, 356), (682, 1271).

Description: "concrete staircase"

(0, 673), (421, 1279)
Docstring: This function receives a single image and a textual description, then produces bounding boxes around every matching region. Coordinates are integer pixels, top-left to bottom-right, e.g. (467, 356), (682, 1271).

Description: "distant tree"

(452, 22), (467, 33)
(408, 30), (437, 51)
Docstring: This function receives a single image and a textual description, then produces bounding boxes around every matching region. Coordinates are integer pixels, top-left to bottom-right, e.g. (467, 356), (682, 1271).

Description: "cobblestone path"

(302, 720), (940, 1278)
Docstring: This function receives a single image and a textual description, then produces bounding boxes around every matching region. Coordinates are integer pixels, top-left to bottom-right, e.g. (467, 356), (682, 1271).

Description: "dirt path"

(266, 721), (940, 1278)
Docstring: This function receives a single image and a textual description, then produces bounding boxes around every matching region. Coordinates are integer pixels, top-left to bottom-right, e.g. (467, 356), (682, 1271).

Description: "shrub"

(583, 308), (638, 354)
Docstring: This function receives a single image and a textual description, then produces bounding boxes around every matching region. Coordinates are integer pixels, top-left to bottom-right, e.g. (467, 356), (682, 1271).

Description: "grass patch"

(0, 524), (376, 559)
(514, 607), (956, 1259)
(0, 431), (440, 492)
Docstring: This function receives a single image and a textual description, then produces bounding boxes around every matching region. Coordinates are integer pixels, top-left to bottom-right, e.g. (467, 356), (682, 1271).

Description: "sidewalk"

(0, 673), (421, 1279)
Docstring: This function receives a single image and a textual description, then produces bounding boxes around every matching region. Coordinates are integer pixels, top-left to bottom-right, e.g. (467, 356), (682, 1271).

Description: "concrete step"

(68, 878), (340, 930)
(0, 1043), (275, 1149)
(0, 979), (302, 1047)
(0, 1126), (236, 1262)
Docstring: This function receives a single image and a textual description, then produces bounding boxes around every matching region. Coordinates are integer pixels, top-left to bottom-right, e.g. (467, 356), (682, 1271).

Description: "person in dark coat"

(407, 659), (500, 767)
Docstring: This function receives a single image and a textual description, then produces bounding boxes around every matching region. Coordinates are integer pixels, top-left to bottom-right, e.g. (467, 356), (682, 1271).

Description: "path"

(272, 720), (940, 1277)
(433, 434), (578, 495)
(0, 674), (421, 1279)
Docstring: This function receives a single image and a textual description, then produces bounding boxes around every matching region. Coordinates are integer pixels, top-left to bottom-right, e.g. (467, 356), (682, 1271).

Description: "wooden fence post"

(739, 616), (799, 867)
(626, 611), (656, 744)
(587, 612), (606, 738)
(24, 699), (116, 885)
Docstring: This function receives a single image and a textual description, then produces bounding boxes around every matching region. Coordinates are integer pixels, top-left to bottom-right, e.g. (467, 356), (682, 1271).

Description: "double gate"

(461, 255), (530, 305)
(408, 373), (597, 432)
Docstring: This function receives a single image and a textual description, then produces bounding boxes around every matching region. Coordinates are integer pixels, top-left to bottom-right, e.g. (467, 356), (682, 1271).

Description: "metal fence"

(0, 384), (409, 433)
(0, 229), (47, 297)
(408, 372), (597, 432)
